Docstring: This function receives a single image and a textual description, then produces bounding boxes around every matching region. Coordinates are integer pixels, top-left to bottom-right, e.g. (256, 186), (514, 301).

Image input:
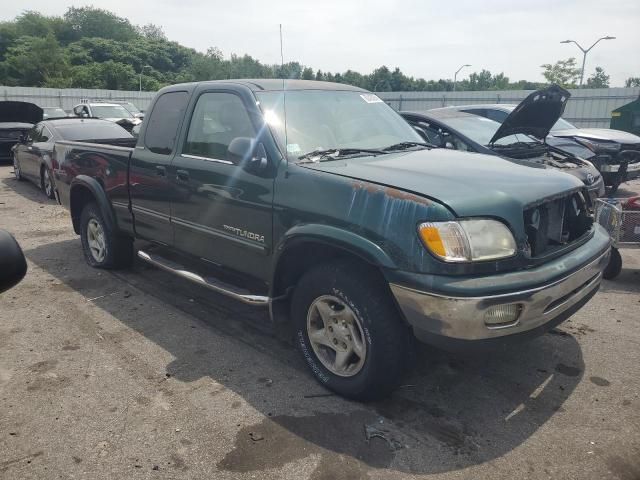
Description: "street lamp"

(453, 64), (471, 92)
(560, 36), (615, 87)
(139, 65), (152, 92)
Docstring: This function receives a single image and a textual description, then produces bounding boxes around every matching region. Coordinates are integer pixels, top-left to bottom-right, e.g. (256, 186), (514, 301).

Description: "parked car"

(402, 86), (605, 201)
(41, 107), (69, 119)
(53, 80), (610, 400)
(117, 101), (145, 119)
(12, 118), (134, 199)
(0, 101), (42, 163)
(72, 102), (142, 132)
(445, 100), (640, 193)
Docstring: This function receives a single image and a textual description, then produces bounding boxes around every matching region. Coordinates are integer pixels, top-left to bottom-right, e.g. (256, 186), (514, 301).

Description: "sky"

(3, 0), (640, 86)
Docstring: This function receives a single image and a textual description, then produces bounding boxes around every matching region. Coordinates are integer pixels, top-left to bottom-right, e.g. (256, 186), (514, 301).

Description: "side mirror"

(18, 133), (26, 144)
(0, 230), (27, 294)
(226, 137), (268, 173)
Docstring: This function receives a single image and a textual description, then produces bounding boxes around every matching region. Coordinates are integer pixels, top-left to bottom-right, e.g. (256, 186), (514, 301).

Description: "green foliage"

(540, 58), (581, 88)
(586, 67), (610, 88)
(625, 77), (640, 88)
(0, 6), (635, 92)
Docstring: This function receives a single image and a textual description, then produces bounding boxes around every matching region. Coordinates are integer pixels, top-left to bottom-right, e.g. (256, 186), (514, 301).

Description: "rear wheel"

(13, 154), (23, 181)
(80, 202), (133, 269)
(291, 259), (410, 400)
(41, 166), (55, 199)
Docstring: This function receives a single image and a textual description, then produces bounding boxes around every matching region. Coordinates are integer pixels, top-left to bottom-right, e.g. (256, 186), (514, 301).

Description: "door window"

(184, 92), (255, 161)
(144, 91), (190, 155)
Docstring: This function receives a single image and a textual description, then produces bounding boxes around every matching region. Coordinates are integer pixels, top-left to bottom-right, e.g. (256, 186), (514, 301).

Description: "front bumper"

(389, 226), (611, 348)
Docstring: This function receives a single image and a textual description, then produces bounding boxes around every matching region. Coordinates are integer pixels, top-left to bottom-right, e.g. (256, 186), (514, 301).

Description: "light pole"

(139, 65), (152, 92)
(453, 64), (471, 92)
(560, 36), (615, 87)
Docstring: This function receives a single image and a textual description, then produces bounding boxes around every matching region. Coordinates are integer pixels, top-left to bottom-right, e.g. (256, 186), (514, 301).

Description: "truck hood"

(0, 101), (43, 124)
(552, 128), (640, 145)
(303, 148), (583, 230)
(490, 85), (570, 144)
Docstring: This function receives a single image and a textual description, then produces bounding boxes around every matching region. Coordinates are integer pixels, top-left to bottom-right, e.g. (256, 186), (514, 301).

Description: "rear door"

(169, 88), (275, 280)
(129, 90), (190, 245)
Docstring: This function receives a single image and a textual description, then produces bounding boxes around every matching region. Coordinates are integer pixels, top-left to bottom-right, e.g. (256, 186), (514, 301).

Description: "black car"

(12, 118), (134, 199)
(402, 86), (605, 200)
(0, 101), (43, 163)
(440, 100), (640, 193)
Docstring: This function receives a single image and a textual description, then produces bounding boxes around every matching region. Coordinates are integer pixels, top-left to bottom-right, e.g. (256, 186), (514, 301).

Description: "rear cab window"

(144, 91), (190, 155)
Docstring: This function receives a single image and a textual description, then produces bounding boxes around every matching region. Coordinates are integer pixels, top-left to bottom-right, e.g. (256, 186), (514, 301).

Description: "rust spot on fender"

(351, 180), (432, 206)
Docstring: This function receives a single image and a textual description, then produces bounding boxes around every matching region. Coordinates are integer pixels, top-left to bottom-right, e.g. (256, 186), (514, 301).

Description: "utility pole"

(560, 36), (615, 87)
(453, 64), (471, 92)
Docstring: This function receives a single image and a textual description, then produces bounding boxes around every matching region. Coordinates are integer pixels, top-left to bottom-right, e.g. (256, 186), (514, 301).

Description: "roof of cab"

(161, 79), (368, 93)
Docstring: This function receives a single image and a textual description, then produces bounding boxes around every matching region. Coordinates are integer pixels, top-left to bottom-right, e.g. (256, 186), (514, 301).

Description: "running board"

(137, 250), (270, 306)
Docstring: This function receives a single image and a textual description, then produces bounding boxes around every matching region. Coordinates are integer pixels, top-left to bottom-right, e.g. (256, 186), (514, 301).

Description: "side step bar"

(137, 250), (270, 306)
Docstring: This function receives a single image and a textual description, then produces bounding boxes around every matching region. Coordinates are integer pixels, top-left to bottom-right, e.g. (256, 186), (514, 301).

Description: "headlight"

(575, 138), (621, 154)
(418, 219), (517, 262)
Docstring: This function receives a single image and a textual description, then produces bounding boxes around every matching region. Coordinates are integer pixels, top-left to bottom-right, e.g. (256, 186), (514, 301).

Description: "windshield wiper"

(383, 141), (434, 151)
(296, 148), (386, 163)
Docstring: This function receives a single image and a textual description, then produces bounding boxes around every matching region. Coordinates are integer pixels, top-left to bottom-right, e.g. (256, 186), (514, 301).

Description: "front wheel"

(603, 247), (622, 280)
(41, 166), (55, 199)
(291, 260), (410, 400)
(80, 202), (133, 269)
(13, 154), (23, 181)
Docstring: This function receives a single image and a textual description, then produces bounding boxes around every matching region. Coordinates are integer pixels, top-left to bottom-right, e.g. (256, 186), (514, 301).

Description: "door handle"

(155, 165), (166, 176)
(176, 169), (190, 181)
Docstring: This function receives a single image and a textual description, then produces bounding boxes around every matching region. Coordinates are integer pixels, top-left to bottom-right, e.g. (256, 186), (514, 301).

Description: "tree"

(625, 77), (640, 87)
(138, 23), (166, 41)
(540, 58), (581, 88)
(586, 67), (610, 88)
(3, 34), (69, 86)
(64, 7), (137, 42)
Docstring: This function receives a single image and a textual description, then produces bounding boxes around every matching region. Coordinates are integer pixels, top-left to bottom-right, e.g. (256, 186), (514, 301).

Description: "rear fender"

(69, 175), (116, 234)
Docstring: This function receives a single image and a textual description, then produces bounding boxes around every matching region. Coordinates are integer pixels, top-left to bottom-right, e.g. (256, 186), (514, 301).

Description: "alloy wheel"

(87, 219), (106, 262)
(306, 295), (367, 377)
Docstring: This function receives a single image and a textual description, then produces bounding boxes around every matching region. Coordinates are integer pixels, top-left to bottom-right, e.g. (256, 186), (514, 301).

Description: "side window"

(73, 105), (83, 116)
(28, 125), (43, 143)
(39, 126), (52, 142)
(184, 92), (255, 161)
(145, 91), (189, 155)
(82, 106), (90, 116)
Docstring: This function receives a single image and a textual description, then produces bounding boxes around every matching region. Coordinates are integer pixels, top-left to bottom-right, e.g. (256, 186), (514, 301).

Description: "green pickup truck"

(52, 80), (611, 400)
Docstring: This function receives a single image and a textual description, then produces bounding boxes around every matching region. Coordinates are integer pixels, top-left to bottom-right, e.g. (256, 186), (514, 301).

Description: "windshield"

(91, 105), (133, 118)
(551, 117), (577, 131)
(255, 90), (423, 160)
(438, 115), (538, 146)
(56, 121), (132, 140)
(120, 102), (141, 114)
(42, 108), (67, 119)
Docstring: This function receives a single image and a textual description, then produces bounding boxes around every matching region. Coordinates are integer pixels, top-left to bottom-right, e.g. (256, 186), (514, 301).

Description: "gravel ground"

(1, 165), (639, 480)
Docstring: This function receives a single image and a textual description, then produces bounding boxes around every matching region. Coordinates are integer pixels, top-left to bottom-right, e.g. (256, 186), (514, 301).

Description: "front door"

(169, 90), (275, 281)
(129, 90), (190, 245)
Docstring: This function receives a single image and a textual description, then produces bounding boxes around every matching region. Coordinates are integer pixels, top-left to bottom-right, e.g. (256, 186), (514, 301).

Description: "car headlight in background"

(418, 219), (517, 262)
(575, 138), (621, 154)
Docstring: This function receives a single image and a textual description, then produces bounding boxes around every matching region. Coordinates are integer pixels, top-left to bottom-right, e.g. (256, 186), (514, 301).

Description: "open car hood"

(489, 85), (570, 144)
(0, 101), (43, 125)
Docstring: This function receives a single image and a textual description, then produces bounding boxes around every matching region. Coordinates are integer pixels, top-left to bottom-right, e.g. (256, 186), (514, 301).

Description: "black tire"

(79, 202), (133, 269)
(41, 165), (56, 199)
(603, 247), (622, 280)
(13, 154), (23, 181)
(291, 259), (410, 401)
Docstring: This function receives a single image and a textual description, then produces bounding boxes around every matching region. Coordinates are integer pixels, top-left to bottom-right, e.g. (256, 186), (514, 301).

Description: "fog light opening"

(484, 303), (522, 328)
